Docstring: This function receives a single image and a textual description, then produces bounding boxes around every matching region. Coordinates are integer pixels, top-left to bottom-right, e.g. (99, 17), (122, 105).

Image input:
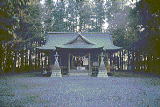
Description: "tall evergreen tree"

(43, 0), (55, 32)
(53, 0), (66, 32)
(93, 0), (105, 32)
(66, 0), (79, 32)
(14, 2), (43, 42)
(0, 0), (31, 41)
(131, 0), (160, 56)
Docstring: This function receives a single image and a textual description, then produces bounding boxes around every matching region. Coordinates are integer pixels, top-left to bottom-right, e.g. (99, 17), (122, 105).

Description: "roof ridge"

(81, 32), (111, 34)
(47, 32), (111, 35)
(64, 33), (95, 45)
(48, 32), (76, 34)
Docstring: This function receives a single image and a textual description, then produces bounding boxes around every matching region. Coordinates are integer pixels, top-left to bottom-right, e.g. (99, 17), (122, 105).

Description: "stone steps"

(69, 73), (90, 76)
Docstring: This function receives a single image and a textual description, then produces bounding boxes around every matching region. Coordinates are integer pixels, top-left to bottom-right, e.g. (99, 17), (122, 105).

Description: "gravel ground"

(0, 72), (160, 107)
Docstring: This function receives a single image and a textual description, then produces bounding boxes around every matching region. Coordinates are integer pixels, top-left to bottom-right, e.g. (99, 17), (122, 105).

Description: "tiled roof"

(37, 32), (122, 50)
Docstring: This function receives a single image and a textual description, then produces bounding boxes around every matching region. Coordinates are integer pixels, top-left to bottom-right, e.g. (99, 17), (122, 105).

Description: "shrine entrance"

(70, 54), (89, 72)
(68, 52), (91, 76)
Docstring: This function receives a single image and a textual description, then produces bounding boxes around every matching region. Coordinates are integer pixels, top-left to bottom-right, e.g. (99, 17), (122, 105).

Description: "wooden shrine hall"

(37, 32), (121, 77)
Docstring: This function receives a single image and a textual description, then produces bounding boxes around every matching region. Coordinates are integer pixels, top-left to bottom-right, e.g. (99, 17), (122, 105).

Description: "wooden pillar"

(88, 53), (91, 75)
(68, 53), (70, 73)
(127, 50), (130, 71)
(106, 52), (110, 72)
(120, 50), (122, 70)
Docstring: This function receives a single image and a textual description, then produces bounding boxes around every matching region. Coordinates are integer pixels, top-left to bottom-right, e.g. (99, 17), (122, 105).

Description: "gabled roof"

(65, 33), (95, 45)
(37, 32), (122, 50)
(58, 33), (100, 49)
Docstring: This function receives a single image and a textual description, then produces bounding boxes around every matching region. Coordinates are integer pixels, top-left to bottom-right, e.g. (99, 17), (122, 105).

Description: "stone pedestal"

(50, 52), (62, 77)
(50, 64), (62, 77)
(97, 71), (108, 77)
(97, 53), (108, 77)
(50, 70), (62, 77)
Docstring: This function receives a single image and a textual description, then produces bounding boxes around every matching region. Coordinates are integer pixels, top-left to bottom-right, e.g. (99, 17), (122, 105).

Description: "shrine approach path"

(0, 72), (160, 107)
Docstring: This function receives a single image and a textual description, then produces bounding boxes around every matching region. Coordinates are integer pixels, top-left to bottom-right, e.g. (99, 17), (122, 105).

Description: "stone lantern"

(97, 52), (108, 77)
(50, 52), (62, 77)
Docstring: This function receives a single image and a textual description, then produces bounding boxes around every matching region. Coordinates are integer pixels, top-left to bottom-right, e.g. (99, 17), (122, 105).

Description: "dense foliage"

(0, 0), (159, 73)
(132, 0), (160, 56)
(0, 0), (142, 47)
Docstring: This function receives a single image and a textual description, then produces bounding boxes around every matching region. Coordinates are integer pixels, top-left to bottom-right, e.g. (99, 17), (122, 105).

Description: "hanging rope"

(71, 53), (89, 59)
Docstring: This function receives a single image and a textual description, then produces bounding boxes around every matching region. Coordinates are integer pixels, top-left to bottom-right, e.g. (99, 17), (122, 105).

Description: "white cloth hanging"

(83, 57), (89, 65)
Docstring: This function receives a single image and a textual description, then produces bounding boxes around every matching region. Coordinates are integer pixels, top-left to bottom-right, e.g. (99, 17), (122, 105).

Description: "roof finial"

(76, 32), (82, 37)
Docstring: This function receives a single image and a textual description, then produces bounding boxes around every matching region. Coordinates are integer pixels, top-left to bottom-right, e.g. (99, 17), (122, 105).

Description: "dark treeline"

(0, 0), (160, 74)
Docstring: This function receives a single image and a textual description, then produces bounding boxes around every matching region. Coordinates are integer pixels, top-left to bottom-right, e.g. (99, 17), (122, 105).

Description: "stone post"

(50, 52), (62, 77)
(97, 52), (108, 77)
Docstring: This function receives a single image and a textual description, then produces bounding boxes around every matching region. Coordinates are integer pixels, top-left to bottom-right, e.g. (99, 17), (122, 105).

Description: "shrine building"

(37, 32), (121, 77)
